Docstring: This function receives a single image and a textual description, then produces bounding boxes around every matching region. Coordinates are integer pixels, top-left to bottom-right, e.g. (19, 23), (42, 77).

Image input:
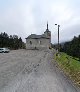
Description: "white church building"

(25, 23), (51, 50)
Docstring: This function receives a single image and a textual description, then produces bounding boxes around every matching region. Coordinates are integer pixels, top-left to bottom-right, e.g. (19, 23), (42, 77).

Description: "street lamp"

(55, 24), (60, 53)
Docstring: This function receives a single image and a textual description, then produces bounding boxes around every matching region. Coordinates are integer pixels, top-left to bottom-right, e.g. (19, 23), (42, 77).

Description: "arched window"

(30, 41), (32, 45)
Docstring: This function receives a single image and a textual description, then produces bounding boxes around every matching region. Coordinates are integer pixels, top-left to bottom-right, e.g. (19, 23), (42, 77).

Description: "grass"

(55, 52), (80, 87)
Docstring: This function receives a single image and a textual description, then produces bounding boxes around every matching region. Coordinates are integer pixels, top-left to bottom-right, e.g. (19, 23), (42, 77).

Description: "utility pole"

(55, 24), (60, 54)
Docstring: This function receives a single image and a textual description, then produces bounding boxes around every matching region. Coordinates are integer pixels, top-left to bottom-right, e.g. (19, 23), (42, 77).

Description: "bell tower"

(44, 22), (51, 38)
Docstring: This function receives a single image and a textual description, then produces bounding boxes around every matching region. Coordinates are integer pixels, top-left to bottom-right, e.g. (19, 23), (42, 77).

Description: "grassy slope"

(55, 52), (80, 87)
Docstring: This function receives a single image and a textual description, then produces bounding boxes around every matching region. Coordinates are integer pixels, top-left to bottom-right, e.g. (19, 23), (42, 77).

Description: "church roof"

(26, 34), (49, 39)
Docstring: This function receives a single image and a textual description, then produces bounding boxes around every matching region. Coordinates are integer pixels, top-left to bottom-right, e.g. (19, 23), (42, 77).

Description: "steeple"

(46, 21), (49, 32)
(47, 21), (48, 30)
(44, 22), (51, 38)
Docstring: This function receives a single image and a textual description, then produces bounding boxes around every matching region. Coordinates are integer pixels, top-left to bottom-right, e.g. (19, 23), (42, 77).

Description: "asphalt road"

(0, 49), (80, 92)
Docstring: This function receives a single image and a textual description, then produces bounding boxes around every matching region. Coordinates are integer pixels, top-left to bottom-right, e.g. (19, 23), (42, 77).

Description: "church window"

(39, 41), (41, 44)
(30, 41), (32, 45)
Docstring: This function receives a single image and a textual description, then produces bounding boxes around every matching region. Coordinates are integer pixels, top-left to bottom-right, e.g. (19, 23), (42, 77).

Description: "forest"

(0, 32), (25, 49)
(60, 35), (80, 60)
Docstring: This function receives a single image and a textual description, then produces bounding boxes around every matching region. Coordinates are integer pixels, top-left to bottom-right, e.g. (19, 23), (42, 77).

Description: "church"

(25, 23), (51, 50)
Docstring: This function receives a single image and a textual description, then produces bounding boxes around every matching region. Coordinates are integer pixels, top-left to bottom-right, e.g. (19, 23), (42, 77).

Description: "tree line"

(0, 32), (25, 49)
(60, 35), (80, 59)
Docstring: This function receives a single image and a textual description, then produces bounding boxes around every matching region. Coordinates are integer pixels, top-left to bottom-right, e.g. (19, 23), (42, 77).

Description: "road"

(0, 49), (80, 92)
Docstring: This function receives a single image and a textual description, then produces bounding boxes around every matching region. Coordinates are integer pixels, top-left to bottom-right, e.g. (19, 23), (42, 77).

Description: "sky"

(0, 0), (80, 43)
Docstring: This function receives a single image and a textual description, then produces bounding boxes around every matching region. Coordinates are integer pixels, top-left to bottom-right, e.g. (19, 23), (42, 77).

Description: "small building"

(25, 23), (51, 50)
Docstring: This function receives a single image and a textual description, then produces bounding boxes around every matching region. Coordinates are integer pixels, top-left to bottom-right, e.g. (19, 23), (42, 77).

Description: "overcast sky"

(0, 0), (80, 43)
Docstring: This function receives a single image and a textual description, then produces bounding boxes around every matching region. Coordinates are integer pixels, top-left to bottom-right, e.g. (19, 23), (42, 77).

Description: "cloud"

(0, 1), (36, 42)
(0, 0), (80, 43)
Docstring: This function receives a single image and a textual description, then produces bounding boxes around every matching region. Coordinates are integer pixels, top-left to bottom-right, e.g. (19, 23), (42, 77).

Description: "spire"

(45, 21), (50, 32)
(47, 21), (48, 30)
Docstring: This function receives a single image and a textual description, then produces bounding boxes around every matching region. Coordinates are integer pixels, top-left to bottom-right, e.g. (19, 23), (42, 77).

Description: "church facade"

(25, 23), (51, 50)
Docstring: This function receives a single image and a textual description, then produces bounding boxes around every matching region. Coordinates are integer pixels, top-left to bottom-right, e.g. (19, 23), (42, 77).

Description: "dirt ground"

(0, 49), (80, 92)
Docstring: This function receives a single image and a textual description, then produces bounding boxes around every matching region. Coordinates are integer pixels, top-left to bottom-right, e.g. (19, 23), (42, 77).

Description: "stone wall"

(26, 38), (51, 50)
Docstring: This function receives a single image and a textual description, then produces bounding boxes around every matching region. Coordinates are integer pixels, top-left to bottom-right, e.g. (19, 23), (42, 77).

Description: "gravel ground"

(0, 49), (80, 92)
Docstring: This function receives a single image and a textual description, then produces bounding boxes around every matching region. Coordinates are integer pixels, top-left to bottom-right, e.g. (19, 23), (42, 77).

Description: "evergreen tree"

(0, 32), (25, 50)
(60, 35), (80, 60)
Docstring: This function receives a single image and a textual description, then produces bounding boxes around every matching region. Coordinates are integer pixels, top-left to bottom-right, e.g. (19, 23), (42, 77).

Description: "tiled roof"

(26, 34), (49, 39)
